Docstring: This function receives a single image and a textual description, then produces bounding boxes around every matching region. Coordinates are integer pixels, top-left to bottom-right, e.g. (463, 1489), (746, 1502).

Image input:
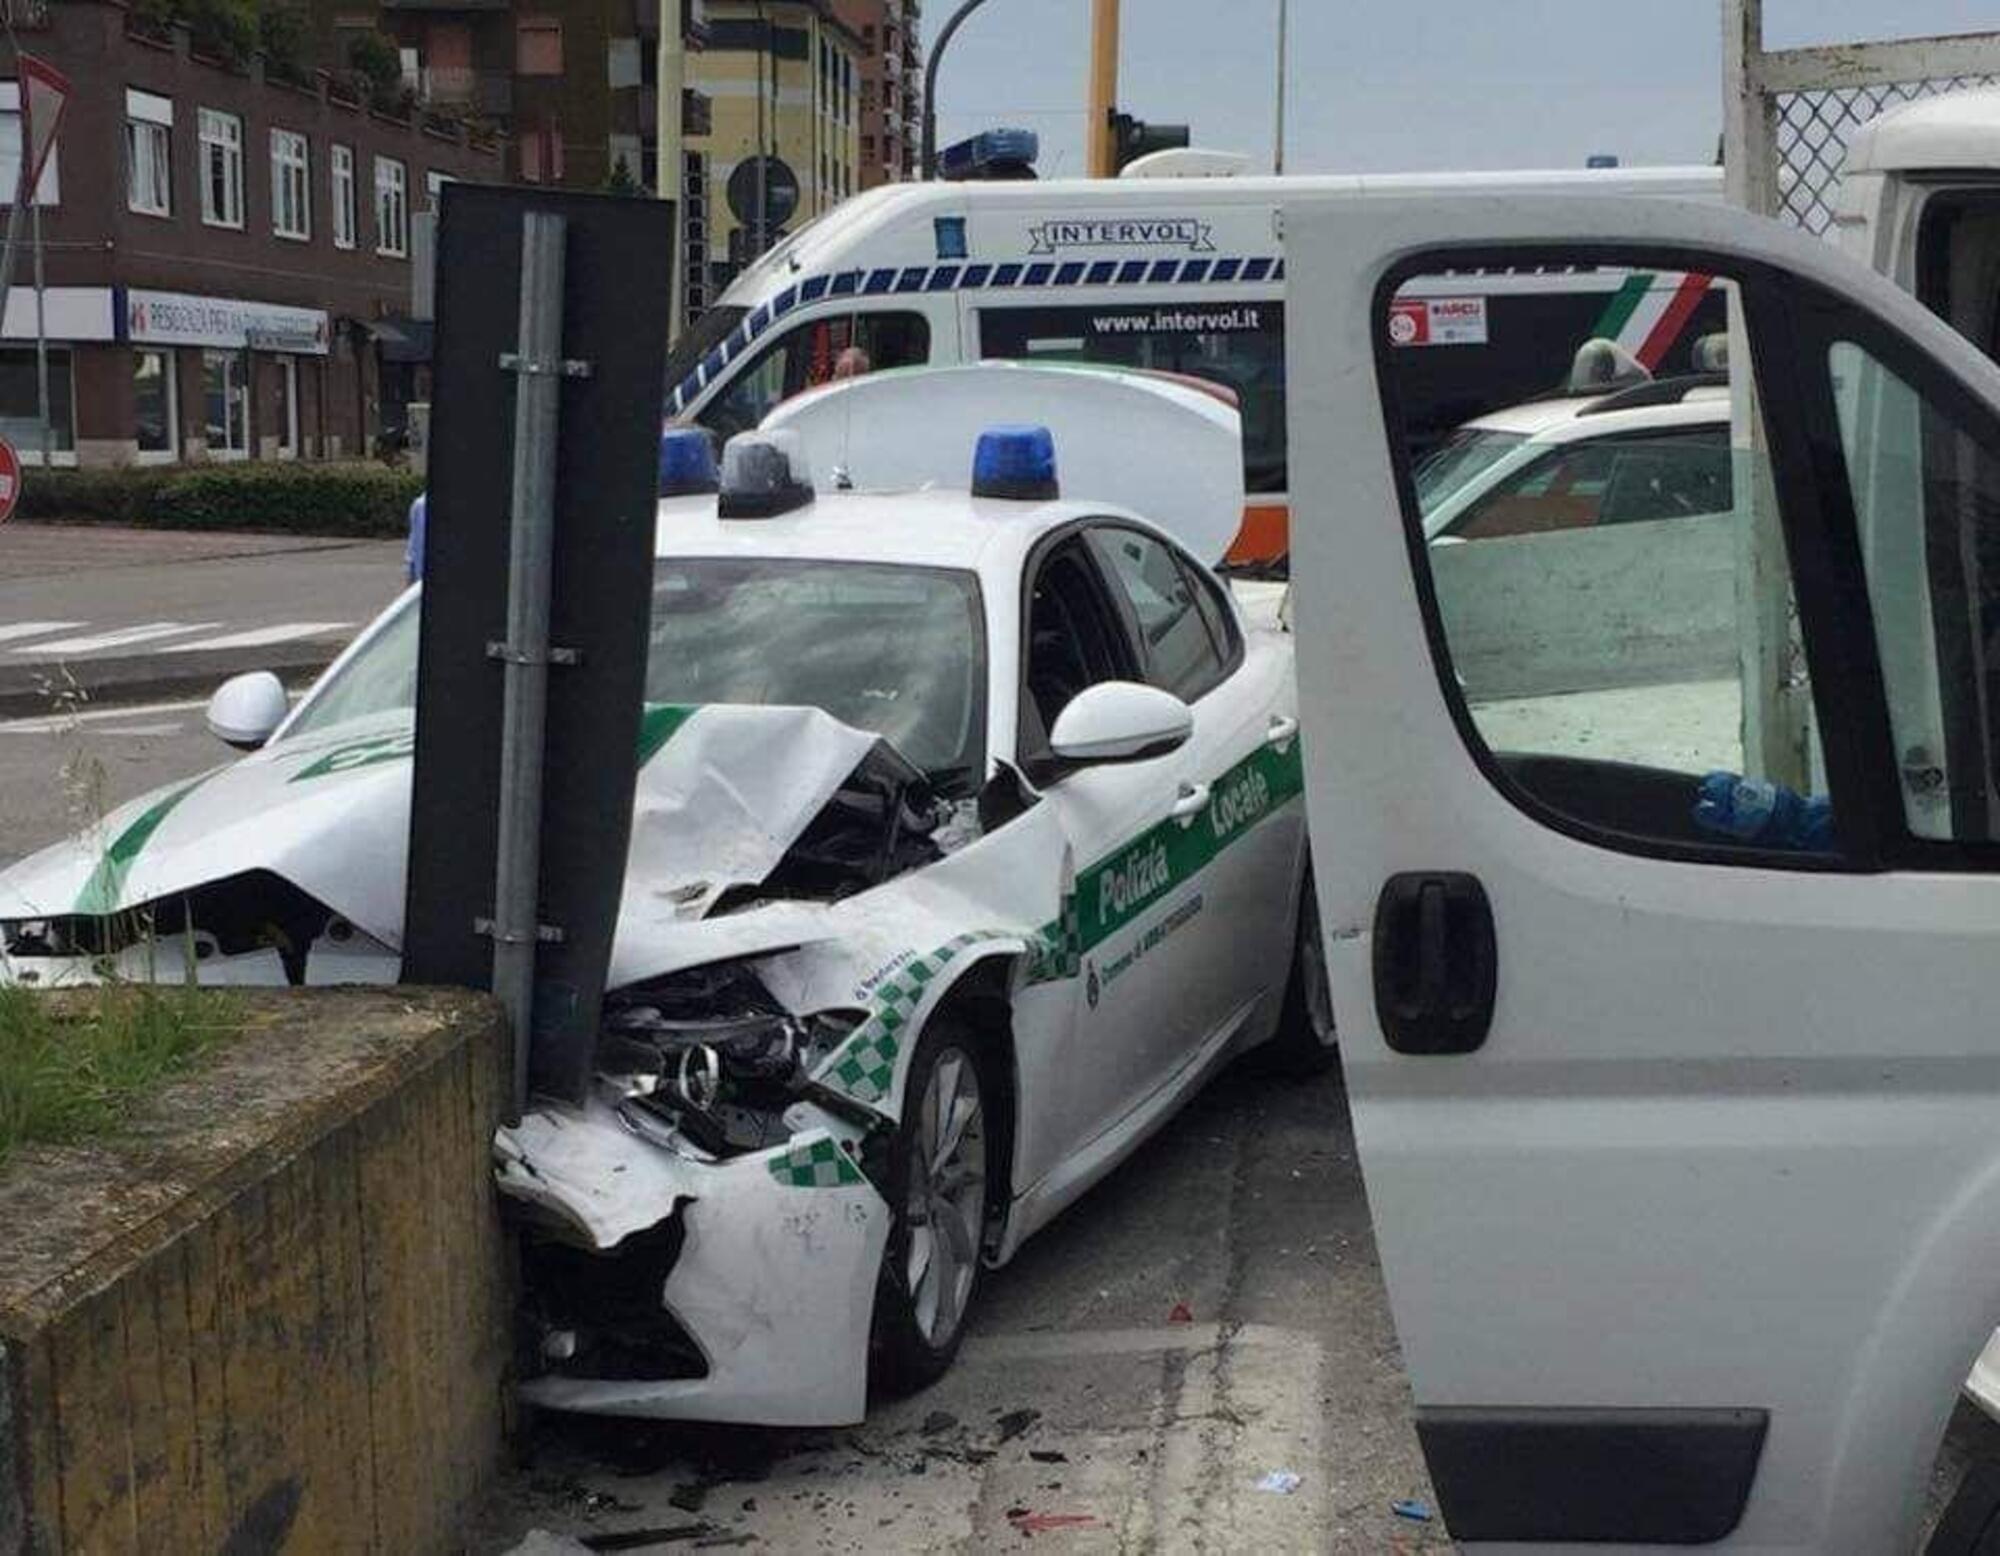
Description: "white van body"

(664, 167), (1724, 563)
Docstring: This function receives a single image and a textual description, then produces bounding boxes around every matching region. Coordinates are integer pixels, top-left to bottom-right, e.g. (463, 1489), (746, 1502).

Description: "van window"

(978, 301), (1286, 494)
(698, 311), (931, 440)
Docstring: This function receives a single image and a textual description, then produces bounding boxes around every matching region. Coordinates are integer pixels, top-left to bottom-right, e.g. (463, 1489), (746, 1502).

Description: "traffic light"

(1110, 111), (1190, 173)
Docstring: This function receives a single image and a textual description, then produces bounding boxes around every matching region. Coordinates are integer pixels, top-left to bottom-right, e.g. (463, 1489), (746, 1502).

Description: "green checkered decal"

(819, 931), (1015, 1106)
(767, 1135), (866, 1188)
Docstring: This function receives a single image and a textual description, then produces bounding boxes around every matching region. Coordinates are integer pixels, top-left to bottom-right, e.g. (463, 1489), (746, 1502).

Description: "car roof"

(1458, 382), (1730, 442)
(650, 488), (1141, 577)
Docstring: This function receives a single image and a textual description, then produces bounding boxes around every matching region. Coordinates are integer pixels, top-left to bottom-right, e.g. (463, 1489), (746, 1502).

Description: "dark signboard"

(403, 183), (674, 1105)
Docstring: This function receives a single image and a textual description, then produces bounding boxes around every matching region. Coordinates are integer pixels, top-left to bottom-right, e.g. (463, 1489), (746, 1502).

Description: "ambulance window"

(978, 301), (1287, 494)
(698, 311), (931, 440)
(1380, 263), (1831, 861)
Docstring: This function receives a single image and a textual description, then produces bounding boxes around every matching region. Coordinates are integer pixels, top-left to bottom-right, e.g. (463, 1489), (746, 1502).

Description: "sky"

(920, 1), (2000, 176)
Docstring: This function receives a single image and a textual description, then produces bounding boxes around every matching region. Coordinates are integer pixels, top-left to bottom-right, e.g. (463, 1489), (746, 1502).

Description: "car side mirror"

(206, 671), (289, 750)
(1047, 681), (1192, 768)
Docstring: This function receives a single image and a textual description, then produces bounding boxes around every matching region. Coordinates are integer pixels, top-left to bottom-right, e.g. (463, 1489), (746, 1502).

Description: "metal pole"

(1719, 0), (1807, 787)
(1273, 0), (1288, 174)
(754, 2), (769, 259)
(658, 0), (686, 339)
(921, 0), (994, 179)
(1086, 0), (1120, 177)
(31, 192), (47, 467)
(493, 210), (567, 1110)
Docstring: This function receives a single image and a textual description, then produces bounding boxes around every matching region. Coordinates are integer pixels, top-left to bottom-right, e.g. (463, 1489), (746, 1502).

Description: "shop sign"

(121, 289), (330, 355)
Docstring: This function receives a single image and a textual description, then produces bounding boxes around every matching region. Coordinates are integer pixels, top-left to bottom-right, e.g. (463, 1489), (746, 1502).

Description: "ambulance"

(661, 164), (1726, 565)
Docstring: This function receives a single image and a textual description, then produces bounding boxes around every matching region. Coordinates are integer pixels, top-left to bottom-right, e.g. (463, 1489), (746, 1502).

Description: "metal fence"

(1724, 0), (2000, 230)
(1774, 76), (2000, 233)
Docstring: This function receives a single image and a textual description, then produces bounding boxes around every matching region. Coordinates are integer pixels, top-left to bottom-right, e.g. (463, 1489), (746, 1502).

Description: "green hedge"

(21, 463), (422, 538)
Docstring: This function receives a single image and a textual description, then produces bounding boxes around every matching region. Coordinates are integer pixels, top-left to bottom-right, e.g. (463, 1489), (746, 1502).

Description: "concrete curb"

(0, 639), (343, 719)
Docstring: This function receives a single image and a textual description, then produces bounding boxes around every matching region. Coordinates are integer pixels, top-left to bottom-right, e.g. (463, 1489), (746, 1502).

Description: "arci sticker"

(1387, 296), (1489, 347)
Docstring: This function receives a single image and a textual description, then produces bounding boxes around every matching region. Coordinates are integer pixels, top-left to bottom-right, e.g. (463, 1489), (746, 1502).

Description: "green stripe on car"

(73, 775), (214, 916)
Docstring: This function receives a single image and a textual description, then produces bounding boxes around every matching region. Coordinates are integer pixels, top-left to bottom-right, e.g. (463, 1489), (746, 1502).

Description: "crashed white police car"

(0, 365), (1322, 1423)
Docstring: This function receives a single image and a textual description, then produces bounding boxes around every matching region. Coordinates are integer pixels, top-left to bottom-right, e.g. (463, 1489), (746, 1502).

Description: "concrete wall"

(0, 988), (511, 1555)
(1432, 513), (1739, 701)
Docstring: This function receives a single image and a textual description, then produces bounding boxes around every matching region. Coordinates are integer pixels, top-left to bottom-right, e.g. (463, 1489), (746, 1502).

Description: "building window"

(202, 349), (250, 460)
(125, 90), (173, 217)
(0, 347), (75, 465)
(199, 108), (244, 228)
(519, 121), (563, 184)
(0, 82), (58, 206)
(375, 155), (408, 256)
(517, 18), (562, 75)
(134, 349), (178, 464)
(331, 143), (356, 249)
(271, 128), (310, 240)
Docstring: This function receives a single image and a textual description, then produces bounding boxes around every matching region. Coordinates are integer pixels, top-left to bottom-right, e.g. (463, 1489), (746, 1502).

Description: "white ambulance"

(662, 166), (1725, 565)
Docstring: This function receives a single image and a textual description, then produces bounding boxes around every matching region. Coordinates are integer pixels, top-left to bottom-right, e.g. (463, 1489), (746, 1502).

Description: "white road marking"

(161, 621), (353, 653)
(12, 622), (221, 656)
(0, 697), (208, 734)
(0, 620), (85, 645)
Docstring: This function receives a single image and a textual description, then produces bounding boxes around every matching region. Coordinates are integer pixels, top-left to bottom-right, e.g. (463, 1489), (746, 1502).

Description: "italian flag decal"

(1588, 271), (1714, 371)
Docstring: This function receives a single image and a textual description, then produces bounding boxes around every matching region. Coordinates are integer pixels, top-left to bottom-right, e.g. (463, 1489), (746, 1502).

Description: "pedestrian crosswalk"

(0, 619), (353, 659)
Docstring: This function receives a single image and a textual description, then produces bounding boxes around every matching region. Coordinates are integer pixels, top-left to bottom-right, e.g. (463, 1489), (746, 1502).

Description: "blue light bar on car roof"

(972, 425), (1059, 501)
(659, 425), (720, 496)
(936, 128), (1039, 181)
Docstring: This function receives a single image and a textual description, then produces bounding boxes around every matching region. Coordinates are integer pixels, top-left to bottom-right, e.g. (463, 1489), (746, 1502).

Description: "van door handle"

(1372, 872), (1497, 1055)
(1265, 714), (1299, 747)
(1170, 781), (1211, 823)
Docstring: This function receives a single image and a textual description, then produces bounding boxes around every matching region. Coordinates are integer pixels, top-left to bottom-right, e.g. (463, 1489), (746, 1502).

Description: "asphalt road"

(1, 663), (1995, 1548)
(477, 1055), (1451, 1555)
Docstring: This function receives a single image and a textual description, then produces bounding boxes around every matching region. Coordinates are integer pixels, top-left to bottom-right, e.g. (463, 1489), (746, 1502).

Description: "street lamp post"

(920, 0), (993, 180)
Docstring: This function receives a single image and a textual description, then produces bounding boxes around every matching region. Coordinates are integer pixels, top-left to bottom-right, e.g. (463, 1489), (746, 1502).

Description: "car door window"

(1020, 539), (1132, 756)
(1445, 428), (1733, 540)
(1085, 526), (1231, 702)
(1829, 337), (2000, 844)
(1385, 264), (1827, 855)
(698, 310), (931, 440)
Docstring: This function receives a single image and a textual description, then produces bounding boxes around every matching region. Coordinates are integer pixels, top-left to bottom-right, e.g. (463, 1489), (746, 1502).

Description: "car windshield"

(1413, 427), (1526, 514)
(280, 560), (987, 787)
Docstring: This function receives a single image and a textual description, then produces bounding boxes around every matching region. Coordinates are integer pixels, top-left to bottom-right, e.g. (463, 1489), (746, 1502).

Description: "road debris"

(1008, 1510), (1100, 1535)
(994, 1408), (1042, 1443)
(1167, 1301), (1194, 1324)
(579, 1523), (723, 1550)
(920, 1410), (959, 1436)
(1028, 1449), (1068, 1464)
(1391, 1497), (1434, 1523)
(1255, 1470), (1302, 1495)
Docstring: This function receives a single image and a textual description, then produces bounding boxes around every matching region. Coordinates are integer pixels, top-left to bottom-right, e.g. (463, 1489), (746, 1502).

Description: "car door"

(1015, 529), (1212, 1165)
(1285, 191), (2000, 1551)
(1083, 522), (1302, 1067)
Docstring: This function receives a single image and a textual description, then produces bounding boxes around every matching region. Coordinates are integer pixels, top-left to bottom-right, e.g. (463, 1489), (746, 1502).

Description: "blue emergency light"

(659, 425), (720, 496)
(936, 128), (1039, 181)
(972, 425), (1059, 501)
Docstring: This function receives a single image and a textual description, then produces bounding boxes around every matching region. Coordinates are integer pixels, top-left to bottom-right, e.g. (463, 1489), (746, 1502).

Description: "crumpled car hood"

(0, 704), (891, 975)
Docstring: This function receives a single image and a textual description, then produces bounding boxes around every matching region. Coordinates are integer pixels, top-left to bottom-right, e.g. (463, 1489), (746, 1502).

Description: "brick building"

(10, 1), (502, 468)
(830, 0), (920, 187)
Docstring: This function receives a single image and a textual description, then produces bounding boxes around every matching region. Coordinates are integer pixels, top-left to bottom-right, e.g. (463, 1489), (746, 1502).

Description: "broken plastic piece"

(1168, 1300), (1194, 1324)
(1391, 1497), (1434, 1523)
(1257, 1471), (1302, 1495)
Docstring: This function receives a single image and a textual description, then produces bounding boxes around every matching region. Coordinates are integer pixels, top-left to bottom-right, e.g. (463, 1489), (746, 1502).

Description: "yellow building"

(692, 1), (865, 286)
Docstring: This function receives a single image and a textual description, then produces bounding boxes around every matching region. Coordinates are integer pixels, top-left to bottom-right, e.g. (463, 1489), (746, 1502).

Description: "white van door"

(1286, 191), (2000, 1550)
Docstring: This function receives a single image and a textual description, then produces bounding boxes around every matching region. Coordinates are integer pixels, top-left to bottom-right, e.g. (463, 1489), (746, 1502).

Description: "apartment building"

(831, 0), (921, 187)
(8, 1), (501, 467)
(690, 1), (863, 289)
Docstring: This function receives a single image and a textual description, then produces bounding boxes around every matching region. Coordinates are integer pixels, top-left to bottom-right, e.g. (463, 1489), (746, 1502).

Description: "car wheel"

(871, 1018), (995, 1395)
(1267, 864), (1339, 1074)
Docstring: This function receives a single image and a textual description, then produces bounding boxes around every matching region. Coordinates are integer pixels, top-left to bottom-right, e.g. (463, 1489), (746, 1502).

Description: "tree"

(346, 30), (406, 114)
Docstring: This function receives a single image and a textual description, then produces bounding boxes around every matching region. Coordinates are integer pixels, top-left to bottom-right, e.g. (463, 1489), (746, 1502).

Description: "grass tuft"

(0, 983), (238, 1171)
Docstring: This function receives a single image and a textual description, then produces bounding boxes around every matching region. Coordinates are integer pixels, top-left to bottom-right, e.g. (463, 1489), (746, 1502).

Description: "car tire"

(871, 1017), (997, 1396)
(1265, 863), (1339, 1074)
